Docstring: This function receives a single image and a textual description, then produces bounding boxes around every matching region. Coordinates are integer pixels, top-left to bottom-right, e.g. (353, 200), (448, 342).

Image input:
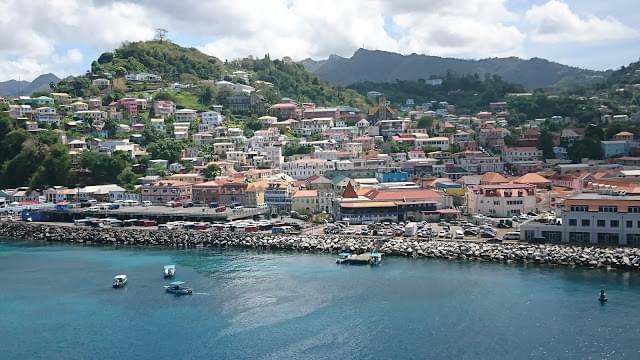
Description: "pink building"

(117, 98), (139, 117)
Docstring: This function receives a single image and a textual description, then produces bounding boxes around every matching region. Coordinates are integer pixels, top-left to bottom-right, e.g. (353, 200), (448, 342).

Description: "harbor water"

(2, 239), (640, 359)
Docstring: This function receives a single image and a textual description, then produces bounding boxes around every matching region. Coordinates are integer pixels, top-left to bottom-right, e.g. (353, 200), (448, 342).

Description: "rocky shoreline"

(2, 222), (640, 270)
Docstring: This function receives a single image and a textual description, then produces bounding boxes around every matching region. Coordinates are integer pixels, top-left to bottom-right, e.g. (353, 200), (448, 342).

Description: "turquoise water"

(2, 240), (640, 359)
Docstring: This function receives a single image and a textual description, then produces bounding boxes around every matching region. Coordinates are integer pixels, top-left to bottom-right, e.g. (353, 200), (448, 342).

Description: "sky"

(1, 0), (639, 81)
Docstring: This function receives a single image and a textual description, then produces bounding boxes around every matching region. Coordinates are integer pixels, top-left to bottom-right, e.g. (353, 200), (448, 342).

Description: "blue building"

(601, 141), (630, 158)
(376, 168), (409, 183)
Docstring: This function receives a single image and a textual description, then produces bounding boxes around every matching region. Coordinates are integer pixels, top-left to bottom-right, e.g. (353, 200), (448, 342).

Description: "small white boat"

(163, 265), (176, 278)
(112, 274), (128, 288)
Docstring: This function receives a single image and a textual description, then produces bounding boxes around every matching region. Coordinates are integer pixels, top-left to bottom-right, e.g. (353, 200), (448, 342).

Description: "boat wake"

(193, 292), (211, 295)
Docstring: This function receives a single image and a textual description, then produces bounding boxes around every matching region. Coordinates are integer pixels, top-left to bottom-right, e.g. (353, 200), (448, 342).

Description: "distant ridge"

(300, 49), (607, 89)
(0, 73), (60, 97)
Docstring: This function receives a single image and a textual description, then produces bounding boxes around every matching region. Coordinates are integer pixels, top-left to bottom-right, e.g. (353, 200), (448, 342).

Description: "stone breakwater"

(3, 222), (640, 270)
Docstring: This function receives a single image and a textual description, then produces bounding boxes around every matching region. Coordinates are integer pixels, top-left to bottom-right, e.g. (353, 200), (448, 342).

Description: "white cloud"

(525, 0), (639, 43)
(1, 0), (635, 81)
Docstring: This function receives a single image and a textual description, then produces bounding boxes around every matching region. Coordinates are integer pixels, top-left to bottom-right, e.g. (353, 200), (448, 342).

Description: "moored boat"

(165, 281), (192, 295)
(112, 274), (128, 288)
(369, 251), (383, 266)
(336, 251), (351, 264)
(163, 264), (176, 278)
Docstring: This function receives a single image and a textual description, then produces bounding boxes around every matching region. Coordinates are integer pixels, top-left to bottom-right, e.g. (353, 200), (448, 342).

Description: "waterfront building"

(141, 181), (192, 204)
(521, 192), (640, 245)
(467, 183), (537, 217)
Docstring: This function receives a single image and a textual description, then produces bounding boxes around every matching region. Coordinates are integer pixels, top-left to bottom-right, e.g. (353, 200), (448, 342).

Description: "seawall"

(2, 222), (640, 270)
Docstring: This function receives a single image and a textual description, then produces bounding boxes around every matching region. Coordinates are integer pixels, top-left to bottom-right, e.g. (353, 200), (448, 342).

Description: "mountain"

(0, 73), (60, 97)
(301, 49), (606, 89)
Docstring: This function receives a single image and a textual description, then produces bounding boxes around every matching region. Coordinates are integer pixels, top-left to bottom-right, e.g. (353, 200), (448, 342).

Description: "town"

(1, 40), (640, 248)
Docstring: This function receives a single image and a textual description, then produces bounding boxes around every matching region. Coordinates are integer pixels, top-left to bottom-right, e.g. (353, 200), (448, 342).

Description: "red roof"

(365, 189), (442, 201)
(342, 182), (358, 198)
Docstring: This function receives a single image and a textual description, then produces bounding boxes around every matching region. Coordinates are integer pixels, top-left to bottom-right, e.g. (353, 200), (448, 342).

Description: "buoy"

(598, 289), (608, 303)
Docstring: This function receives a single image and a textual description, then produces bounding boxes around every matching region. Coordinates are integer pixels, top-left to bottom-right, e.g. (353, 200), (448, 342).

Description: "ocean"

(1, 239), (640, 359)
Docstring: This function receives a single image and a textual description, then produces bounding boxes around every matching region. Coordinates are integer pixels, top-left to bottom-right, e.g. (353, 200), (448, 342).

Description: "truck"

(404, 222), (417, 237)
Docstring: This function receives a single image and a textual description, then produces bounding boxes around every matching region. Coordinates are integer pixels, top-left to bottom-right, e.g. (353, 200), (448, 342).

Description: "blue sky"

(0, 0), (638, 81)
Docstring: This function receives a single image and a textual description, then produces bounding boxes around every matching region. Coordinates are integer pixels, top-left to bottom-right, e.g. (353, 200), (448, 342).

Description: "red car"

(215, 206), (226, 213)
(138, 219), (157, 227)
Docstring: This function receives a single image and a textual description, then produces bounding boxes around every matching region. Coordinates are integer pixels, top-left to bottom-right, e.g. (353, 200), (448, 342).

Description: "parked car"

(165, 201), (175, 207)
(158, 224), (174, 230)
(464, 228), (479, 236)
(142, 201), (152, 207)
(454, 230), (464, 239)
(183, 201), (194, 208)
(138, 219), (157, 227)
(502, 232), (521, 241)
(208, 202), (219, 209)
(480, 230), (497, 238)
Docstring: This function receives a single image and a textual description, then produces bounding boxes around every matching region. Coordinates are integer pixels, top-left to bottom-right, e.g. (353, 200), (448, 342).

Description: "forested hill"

(56, 41), (368, 108)
(301, 48), (606, 89)
(90, 41), (225, 81)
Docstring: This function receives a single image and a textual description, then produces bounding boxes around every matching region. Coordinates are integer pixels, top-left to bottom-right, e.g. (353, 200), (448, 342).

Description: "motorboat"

(165, 281), (192, 295)
(112, 274), (128, 288)
(336, 251), (351, 264)
(163, 265), (176, 278)
(369, 251), (383, 266)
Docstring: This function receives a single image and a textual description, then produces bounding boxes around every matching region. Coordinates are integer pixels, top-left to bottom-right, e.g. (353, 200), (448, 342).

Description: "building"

(601, 141), (631, 158)
(125, 72), (162, 81)
(415, 137), (450, 151)
(201, 111), (224, 126)
(167, 173), (205, 184)
(150, 118), (166, 133)
(501, 147), (543, 163)
(521, 192), (640, 246)
(153, 100), (176, 118)
(281, 159), (336, 179)
(291, 190), (318, 213)
(31, 96), (54, 107)
(141, 181), (192, 204)
(192, 180), (223, 205)
(269, 103), (301, 121)
(264, 181), (293, 214)
(175, 109), (198, 123)
(467, 183), (537, 217)
(34, 107), (61, 125)
(8, 104), (32, 119)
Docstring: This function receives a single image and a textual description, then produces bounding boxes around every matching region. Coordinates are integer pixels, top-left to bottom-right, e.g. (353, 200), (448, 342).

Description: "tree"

(147, 139), (182, 163)
(416, 116), (434, 129)
(117, 167), (138, 190)
(29, 143), (71, 189)
(97, 52), (114, 64)
(538, 130), (555, 159)
(202, 164), (221, 180)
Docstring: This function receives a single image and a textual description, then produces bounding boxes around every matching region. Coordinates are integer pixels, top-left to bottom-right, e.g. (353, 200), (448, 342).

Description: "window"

(571, 205), (588, 212)
(569, 232), (590, 244)
(627, 234), (640, 246)
(581, 219), (590, 227)
(542, 231), (562, 243)
(611, 220), (619, 228)
(597, 233), (619, 245)
(628, 207), (640, 213)
(599, 206), (618, 213)
(569, 219), (577, 226)
(627, 221), (633, 228)
(597, 220), (606, 227)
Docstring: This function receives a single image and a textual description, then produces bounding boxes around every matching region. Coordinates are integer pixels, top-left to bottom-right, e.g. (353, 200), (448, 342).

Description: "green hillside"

(91, 41), (225, 81)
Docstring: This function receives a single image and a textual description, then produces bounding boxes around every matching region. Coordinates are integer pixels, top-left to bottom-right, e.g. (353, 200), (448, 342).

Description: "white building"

(8, 104), (32, 119)
(34, 107), (61, 125)
(415, 137), (450, 151)
(467, 183), (537, 217)
(175, 109), (198, 123)
(150, 118), (166, 133)
(502, 147), (543, 163)
(281, 159), (336, 179)
(521, 192), (640, 245)
(201, 111), (224, 126)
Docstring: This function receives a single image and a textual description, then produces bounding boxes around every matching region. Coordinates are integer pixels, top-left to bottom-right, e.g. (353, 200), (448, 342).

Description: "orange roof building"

(479, 172), (509, 185)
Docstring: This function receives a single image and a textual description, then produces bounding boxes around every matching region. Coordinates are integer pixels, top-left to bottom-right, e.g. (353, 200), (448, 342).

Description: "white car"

(454, 230), (464, 239)
(142, 201), (152, 207)
(158, 224), (174, 230)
